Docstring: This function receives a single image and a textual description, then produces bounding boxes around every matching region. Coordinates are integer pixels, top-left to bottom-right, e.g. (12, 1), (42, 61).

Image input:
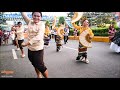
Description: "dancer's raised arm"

(71, 12), (83, 30)
(21, 12), (31, 24)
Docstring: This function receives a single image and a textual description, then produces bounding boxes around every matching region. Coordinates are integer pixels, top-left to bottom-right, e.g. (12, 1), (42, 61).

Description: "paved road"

(0, 39), (120, 78)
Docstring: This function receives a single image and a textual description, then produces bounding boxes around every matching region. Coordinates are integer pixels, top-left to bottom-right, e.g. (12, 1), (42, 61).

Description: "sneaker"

(85, 59), (89, 64)
(59, 49), (61, 51)
(21, 54), (25, 58)
(81, 58), (89, 64)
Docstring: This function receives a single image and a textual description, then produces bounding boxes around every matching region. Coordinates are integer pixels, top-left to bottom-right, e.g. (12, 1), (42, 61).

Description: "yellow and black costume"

(53, 25), (64, 51)
(44, 25), (51, 46)
(72, 22), (94, 61)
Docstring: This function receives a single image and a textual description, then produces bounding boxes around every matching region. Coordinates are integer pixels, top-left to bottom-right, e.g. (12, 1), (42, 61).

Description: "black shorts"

(28, 49), (47, 73)
(18, 40), (24, 49)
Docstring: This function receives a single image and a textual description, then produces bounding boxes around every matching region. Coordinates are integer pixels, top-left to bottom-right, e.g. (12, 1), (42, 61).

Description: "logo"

(1, 70), (14, 75)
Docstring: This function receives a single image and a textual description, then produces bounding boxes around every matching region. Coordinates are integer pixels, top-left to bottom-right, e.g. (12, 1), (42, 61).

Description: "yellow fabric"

(45, 26), (51, 36)
(72, 23), (94, 37)
(54, 26), (64, 36)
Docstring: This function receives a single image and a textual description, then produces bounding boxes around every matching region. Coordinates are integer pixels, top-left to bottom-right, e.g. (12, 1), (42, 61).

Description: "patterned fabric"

(44, 36), (50, 45)
(78, 42), (87, 52)
(56, 35), (62, 46)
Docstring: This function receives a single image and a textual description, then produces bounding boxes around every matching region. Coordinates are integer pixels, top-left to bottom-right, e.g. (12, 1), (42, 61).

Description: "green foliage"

(70, 26), (120, 36)
(45, 20), (50, 27)
(102, 33), (109, 36)
(93, 32), (109, 36)
(75, 21), (80, 25)
(70, 28), (110, 36)
(69, 29), (80, 36)
(58, 17), (65, 24)
(97, 23), (106, 28)
(57, 23), (60, 27)
(91, 25), (120, 36)
(69, 29), (74, 35)
(77, 30), (80, 36)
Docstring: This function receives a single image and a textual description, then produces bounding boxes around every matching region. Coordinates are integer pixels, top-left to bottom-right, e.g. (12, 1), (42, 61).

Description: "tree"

(45, 20), (50, 27)
(58, 17), (65, 25)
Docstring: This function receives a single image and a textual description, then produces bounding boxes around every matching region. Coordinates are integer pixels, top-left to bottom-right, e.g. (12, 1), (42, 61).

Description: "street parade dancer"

(71, 12), (94, 64)
(44, 23), (51, 47)
(52, 16), (65, 52)
(21, 12), (48, 78)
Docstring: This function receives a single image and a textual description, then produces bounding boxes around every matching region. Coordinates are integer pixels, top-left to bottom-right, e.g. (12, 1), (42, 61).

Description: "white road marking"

(63, 46), (78, 51)
(12, 49), (18, 59)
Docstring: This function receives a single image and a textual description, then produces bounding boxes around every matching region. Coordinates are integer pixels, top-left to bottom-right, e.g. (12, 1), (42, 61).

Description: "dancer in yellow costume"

(71, 12), (94, 64)
(44, 24), (51, 46)
(52, 16), (65, 52)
